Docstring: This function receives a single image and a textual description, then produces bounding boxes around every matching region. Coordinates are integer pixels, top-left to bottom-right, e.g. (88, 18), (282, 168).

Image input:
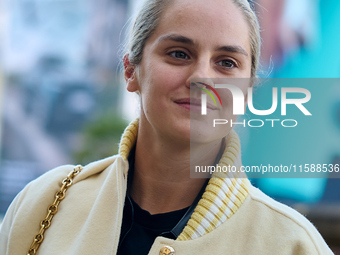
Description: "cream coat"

(0, 120), (334, 255)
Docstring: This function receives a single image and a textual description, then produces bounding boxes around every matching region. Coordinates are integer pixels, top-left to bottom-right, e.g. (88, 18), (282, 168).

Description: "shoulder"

(0, 155), (121, 253)
(247, 184), (333, 255)
(16, 155), (119, 199)
(13, 154), (120, 207)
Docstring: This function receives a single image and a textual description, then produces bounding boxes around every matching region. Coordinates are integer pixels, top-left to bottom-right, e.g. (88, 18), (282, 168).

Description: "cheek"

(140, 61), (188, 98)
(138, 62), (188, 114)
(153, 61), (188, 88)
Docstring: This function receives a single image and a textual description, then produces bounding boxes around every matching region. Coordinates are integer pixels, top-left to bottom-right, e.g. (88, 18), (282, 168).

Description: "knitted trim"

(177, 131), (250, 241)
(118, 118), (139, 161)
(118, 119), (250, 241)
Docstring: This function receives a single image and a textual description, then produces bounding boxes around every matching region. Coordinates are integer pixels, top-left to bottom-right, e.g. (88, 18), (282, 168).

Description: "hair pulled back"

(126, 0), (260, 78)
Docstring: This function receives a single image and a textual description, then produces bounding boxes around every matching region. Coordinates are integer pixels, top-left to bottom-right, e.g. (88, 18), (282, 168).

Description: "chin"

(172, 121), (191, 141)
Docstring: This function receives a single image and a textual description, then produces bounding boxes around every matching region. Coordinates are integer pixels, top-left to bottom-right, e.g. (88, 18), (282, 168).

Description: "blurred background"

(0, 0), (339, 252)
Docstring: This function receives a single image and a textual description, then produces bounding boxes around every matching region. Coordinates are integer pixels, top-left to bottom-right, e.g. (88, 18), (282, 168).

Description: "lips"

(174, 98), (219, 111)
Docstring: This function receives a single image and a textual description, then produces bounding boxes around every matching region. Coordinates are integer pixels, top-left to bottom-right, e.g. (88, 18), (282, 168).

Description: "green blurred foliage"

(74, 113), (129, 165)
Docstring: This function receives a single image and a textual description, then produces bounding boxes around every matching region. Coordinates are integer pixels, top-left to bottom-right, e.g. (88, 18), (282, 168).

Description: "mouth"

(174, 98), (219, 112)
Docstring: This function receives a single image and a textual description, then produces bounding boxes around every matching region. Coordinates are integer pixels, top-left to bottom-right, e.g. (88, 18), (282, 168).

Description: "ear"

(123, 54), (139, 92)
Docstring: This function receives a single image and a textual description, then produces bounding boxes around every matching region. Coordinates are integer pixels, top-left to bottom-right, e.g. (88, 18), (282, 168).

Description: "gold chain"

(27, 165), (83, 255)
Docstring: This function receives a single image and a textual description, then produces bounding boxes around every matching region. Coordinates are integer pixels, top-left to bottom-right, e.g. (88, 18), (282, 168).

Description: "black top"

(117, 146), (208, 255)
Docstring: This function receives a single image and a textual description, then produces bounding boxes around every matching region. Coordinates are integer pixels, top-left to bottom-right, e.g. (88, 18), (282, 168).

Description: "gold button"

(159, 245), (175, 255)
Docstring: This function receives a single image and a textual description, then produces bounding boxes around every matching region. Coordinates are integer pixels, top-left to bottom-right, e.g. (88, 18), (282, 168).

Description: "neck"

(129, 118), (223, 215)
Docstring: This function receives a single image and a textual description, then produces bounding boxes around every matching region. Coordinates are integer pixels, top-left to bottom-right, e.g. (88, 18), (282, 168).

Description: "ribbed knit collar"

(119, 118), (250, 241)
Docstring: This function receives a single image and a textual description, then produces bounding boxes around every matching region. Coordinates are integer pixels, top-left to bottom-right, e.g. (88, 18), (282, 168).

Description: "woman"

(0, 0), (333, 254)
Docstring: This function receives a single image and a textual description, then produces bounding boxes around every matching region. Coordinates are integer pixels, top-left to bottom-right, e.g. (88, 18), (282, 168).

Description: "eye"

(217, 59), (237, 69)
(169, 51), (189, 59)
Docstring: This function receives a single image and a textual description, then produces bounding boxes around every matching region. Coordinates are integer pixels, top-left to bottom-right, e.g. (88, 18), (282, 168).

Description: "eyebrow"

(215, 46), (248, 57)
(158, 33), (249, 57)
(158, 34), (195, 45)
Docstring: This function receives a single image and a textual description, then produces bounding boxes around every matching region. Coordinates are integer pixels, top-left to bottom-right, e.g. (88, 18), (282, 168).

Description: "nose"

(185, 58), (214, 89)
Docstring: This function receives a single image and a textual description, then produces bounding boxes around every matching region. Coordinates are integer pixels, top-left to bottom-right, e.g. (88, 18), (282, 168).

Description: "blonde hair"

(126, 0), (261, 78)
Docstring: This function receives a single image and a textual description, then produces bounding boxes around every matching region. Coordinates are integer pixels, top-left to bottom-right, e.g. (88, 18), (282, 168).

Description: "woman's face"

(126, 0), (252, 144)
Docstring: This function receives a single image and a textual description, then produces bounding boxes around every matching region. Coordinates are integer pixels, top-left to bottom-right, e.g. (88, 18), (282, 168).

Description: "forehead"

(149, 0), (250, 53)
